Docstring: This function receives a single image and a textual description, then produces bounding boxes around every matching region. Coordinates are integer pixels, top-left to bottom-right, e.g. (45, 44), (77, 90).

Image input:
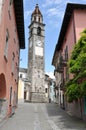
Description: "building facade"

(44, 74), (56, 103)
(0, 0), (25, 120)
(48, 79), (56, 103)
(18, 68), (31, 102)
(18, 68), (27, 100)
(28, 4), (46, 102)
(52, 3), (86, 120)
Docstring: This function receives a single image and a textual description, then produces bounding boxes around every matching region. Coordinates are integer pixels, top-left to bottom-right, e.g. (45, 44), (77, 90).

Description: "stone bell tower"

(28, 4), (46, 102)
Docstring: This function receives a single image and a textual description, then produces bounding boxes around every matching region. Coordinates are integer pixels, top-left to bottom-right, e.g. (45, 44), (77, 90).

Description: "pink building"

(0, 0), (25, 120)
(52, 3), (86, 120)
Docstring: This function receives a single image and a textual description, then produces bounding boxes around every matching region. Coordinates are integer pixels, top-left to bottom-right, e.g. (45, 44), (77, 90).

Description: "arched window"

(39, 17), (40, 22)
(34, 16), (36, 21)
(37, 27), (41, 35)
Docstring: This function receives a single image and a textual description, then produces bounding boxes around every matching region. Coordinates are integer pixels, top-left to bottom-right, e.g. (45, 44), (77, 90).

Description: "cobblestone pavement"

(0, 101), (86, 130)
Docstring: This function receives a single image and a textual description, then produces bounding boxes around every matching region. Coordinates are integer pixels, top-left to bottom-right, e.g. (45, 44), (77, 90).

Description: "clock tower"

(28, 4), (46, 102)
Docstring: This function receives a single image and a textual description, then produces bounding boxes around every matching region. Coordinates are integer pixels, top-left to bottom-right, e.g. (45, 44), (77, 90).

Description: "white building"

(18, 68), (30, 101)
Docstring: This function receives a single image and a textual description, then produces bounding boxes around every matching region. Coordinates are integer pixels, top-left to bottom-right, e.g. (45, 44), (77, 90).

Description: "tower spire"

(32, 4), (42, 16)
(31, 4), (43, 23)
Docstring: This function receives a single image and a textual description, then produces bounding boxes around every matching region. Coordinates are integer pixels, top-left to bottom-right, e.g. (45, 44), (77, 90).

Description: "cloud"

(42, 0), (69, 28)
(46, 8), (58, 17)
(24, 10), (32, 20)
(42, 0), (63, 7)
(45, 7), (64, 28)
(54, 0), (65, 4)
(46, 7), (64, 18)
(42, 0), (52, 7)
(42, 0), (86, 9)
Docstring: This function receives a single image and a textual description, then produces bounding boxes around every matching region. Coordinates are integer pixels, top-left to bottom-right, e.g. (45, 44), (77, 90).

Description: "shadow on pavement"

(45, 103), (86, 130)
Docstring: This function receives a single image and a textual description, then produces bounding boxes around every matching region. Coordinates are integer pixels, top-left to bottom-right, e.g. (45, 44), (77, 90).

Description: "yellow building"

(18, 79), (24, 99)
(18, 68), (27, 100)
(18, 68), (31, 102)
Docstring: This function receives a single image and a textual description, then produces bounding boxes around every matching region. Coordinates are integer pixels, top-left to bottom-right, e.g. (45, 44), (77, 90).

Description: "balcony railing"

(54, 65), (64, 73)
(54, 52), (68, 74)
(59, 54), (68, 67)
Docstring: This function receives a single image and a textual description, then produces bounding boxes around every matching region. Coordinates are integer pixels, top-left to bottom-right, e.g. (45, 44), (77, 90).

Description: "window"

(37, 27), (41, 35)
(61, 73), (64, 86)
(45, 88), (47, 93)
(12, 53), (15, 74)
(15, 62), (18, 82)
(30, 28), (33, 37)
(0, 0), (3, 23)
(34, 16), (36, 21)
(9, 0), (13, 5)
(39, 17), (40, 22)
(66, 67), (69, 81)
(20, 74), (22, 78)
(4, 29), (9, 60)
(14, 27), (17, 43)
(8, 0), (13, 19)
(65, 46), (68, 61)
(9, 87), (12, 106)
(24, 87), (26, 90)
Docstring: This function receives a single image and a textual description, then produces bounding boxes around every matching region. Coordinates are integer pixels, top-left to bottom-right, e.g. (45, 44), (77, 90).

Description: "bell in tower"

(27, 4), (47, 102)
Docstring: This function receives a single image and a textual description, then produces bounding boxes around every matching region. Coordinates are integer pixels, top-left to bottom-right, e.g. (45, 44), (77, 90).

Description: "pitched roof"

(14, 0), (25, 49)
(32, 4), (42, 16)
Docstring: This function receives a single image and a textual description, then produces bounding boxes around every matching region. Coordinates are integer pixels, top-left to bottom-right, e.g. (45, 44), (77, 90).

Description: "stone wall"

(0, 99), (8, 122)
(31, 92), (46, 103)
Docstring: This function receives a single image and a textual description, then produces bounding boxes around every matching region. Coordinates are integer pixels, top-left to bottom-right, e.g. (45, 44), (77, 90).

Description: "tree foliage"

(65, 29), (86, 102)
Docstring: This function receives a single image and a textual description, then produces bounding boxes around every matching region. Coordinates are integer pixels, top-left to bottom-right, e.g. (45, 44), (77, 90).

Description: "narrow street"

(0, 101), (86, 130)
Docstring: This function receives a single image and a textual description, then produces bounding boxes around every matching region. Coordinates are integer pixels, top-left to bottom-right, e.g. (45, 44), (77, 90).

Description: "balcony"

(59, 54), (68, 67)
(54, 65), (64, 73)
(60, 78), (65, 90)
(54, 51), (68, 74)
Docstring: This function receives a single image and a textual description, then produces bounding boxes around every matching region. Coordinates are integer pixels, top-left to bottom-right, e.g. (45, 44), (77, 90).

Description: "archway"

(0, 73), (6, 98)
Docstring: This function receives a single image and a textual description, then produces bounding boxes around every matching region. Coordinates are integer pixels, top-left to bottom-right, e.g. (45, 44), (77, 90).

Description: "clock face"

(36, 40), (42, 47)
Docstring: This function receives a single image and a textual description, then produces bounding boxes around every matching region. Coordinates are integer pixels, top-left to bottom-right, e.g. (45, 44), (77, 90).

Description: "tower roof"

(32, 4), (42, 16)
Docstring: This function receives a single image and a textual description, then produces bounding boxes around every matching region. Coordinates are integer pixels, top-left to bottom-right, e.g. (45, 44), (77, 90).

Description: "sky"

(20, 0), (86, 74)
